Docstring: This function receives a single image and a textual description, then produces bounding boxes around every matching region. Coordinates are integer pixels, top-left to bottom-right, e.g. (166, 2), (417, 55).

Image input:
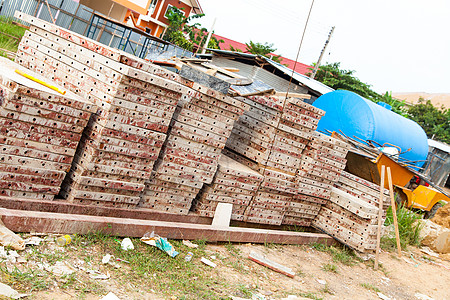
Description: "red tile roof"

(212, 34), (312, 75)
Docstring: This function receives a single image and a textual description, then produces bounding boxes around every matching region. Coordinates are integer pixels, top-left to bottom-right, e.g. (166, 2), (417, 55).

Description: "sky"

(196, 0), (450, 94)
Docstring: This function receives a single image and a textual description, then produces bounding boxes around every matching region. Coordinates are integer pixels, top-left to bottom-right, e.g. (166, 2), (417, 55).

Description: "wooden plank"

(1, 208), (335, 244)
(248, 251), (295, 278)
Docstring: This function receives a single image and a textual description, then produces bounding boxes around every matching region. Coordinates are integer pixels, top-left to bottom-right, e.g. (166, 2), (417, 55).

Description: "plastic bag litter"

(141, 232), (179, 258)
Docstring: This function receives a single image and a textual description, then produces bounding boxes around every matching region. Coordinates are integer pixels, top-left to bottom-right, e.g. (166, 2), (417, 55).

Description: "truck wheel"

(424, 203), (443, 219)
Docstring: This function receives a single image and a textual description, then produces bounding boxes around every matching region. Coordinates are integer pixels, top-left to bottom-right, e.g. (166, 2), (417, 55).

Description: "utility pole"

(310, 26), (334, 79)
(201, 18), (216, 54)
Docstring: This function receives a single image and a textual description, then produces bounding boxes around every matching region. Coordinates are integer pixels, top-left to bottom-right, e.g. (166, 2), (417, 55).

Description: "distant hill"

(392, 92), (450, 109)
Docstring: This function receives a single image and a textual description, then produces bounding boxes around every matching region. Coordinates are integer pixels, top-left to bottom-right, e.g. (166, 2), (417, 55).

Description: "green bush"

(382, 204), (423, 250)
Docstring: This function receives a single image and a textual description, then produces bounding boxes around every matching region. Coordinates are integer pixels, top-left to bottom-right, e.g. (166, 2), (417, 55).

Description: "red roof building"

(212, 34), (312, 75)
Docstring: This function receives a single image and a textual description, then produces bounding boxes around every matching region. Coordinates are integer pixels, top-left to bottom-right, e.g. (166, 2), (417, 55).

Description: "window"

(148, 0), (158, 15)
(164, 4), (185, 19)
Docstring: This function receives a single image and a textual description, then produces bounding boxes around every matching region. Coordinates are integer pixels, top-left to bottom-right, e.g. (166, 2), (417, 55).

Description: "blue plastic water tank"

(313, 90), (429, 167)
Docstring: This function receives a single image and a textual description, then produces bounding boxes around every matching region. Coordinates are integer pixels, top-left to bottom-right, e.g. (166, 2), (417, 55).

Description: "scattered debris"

(0, 282), (29, 299)
(415, 293), (435, 300)
(100, 292), (121, 300)
(377, 292), (392, 300)
(141, 232), (178, 258)
(316, 279), (327, 285)
(24, 236), (44, 246)
(182, 240), (199, 248)
(0, 220), (25, 250)
(200, 257), (217, 268)
(420, 247), (440, 258)
(121, 238), (134, 251)
(184, 252), (193, 262)
(45, 261), (75, 276)
(56, 234), (74, 246)
(102, 254), (112, 264)
(248, 251), (295, 278)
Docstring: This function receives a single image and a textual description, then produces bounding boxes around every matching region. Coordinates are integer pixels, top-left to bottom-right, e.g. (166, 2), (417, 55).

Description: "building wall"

(79, 0), (128, 21)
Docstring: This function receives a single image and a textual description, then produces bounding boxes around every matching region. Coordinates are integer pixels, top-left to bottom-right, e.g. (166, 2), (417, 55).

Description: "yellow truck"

(345, 150), (448, 218)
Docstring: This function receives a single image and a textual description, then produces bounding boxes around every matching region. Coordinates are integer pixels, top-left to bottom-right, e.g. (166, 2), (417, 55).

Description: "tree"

(245, 41), (283, 64)
(162, 6), (205, 51)
(407, 99), (450, 143)
(308, 62), (379, 101)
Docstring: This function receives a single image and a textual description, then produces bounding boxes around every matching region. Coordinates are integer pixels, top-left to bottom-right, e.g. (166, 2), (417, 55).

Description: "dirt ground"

(8, 237), (448, 300)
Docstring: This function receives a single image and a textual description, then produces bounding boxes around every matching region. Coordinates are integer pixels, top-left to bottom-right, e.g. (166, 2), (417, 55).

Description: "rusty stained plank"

(0, 189), (55, 200)
(153, 173), (204, 189)
(0, 196), (211, 223)
(282, 216), (312, 227)
(0, 144), (73, 165)
(15, 12), (122, 60)
(2, 100), (89, 129)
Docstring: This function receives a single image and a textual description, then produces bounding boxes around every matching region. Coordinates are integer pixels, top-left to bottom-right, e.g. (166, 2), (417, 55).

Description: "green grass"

(381, 204), (423, 251)
(360, 283), (381, 293)
(310, 243), (360, 266)
(0, 16), (26, 56)
(321, 263), (338, 273)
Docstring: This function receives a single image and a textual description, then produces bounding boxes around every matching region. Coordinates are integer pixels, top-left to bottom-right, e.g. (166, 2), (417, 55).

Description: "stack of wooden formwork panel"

(140, 87), (249, 214)
(223, 95), (326, 225)
(245, 98), (325, 225)
(193, 154), (264, 220)
(312, 171), (390, 252)
(283, 132), (350, 227)
(0, 57), (95, 201)
(14, 12), (187, 208)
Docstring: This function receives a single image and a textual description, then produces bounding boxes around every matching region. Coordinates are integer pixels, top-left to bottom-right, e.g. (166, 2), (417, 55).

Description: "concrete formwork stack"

(14, 12), (187, 208)
(194, 154), (264, 220)
(221, 94), (330, 225)
(312, 171), (390, 252)
(0, 57), (95, 201)
(140, 86), (249, 215)
(283, 132), (350, 227)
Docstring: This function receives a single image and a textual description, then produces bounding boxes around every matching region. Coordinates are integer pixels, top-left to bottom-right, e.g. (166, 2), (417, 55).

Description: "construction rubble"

(0, 11), (393, 253)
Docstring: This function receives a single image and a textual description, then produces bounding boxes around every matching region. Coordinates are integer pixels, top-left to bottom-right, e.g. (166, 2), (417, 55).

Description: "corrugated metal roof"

(263, 59), (334, 96)
(208, 49), (334, 95)
(428, 139), (450, 154)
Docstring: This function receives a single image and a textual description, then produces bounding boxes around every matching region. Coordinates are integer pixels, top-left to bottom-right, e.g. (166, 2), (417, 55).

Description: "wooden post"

(387, 167), (402, 257)
(374, 165), (386, 270)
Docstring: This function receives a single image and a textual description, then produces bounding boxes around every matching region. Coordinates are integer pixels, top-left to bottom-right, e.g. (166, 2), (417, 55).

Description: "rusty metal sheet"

(0, 115), (82, 144)
(116, 84), (180, 107)
(180, 103), (235, 126)
(0, 107), (84, 133)
(152, 173), (204, 189)
(163, 147), (217, 166)
(293, 194), (327, 205)
(0, 179), (60, 194)
(175, 113), (232, 138)
(215, 172), (262, 187)
(0, 164), (65, 180)
(143, 186), (197, 199)
(324, 202), (380, 226)
(65, 189), (141, 204)
(329, 188), (378, 219)
(156, 161), (214, 184)
(0, 171), (62, 187)
(14, 12), (122, 60)
(0, 144), (73, 165)
(170, 122), (226, 149)
(111, 98), (175, 120)
(281, 216), (312, 227)
(0, 133), (77, 157)
(187, 98), (240, 120)
(2, 100), (89, 129)
(287, 98), (325, 116)
(0, 153), (70, 172)
(69, 198), (137, 209)
(146, 177), (201, 193)
(163, 154), (217, 173)
(0, 189), (54, 200)
(243, 95), (284, 112)
(177, 107), (233, 132)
